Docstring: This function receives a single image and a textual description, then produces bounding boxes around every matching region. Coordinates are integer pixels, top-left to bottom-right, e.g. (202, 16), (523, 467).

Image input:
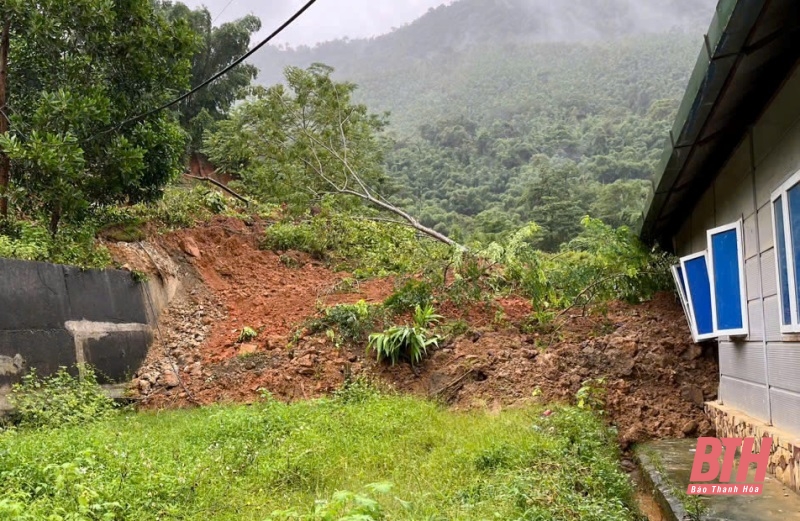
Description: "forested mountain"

(246, 0), (718, 247)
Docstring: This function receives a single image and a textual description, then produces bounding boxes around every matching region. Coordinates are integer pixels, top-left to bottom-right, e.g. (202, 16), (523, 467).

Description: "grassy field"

(0, 387), (638, 520)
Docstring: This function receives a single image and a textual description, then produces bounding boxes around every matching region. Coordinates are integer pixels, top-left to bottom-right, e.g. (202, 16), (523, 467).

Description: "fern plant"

(368, 304), (441, 365)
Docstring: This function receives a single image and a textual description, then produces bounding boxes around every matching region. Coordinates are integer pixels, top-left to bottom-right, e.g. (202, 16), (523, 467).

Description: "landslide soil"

(121, 217), (718, 445)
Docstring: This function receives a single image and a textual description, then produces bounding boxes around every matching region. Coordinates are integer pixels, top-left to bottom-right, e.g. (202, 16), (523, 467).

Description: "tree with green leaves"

(161, 2), (261, 151)
(205, 64), (462, 248)
(521, 156), (586, 252)
(0, 0), (196, 234)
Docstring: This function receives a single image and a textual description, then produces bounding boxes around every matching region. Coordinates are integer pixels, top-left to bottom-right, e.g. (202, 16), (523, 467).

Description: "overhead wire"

(212, 0), (237, 23)
(83, 0), (319, 143)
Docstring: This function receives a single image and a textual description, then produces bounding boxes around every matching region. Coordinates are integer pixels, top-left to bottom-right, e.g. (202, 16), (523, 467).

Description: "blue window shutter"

(710, 229), (744, 331)
(681, 253), (715, 340)
(788, 185), (800, 321)
(707, 222), (748, 336)
(775, 196), (792, 325)
(672, 265), (694, 333)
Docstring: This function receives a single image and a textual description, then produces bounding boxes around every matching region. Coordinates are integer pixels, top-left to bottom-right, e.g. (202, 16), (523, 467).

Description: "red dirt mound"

(128, 218), (718, 445)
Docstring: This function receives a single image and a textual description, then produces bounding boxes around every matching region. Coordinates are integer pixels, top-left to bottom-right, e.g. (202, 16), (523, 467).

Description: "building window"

(672, 265), (695, 334)
(706, 221), (748, 337)
(679, 251), (716, 342)
(771, 172), (800, 332)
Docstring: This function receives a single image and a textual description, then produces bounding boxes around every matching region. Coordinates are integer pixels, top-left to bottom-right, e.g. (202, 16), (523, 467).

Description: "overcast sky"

(180, 0), (450, 46)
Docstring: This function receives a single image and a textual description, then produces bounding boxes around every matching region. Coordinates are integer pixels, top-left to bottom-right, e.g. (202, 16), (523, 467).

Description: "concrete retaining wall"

(0, 258), (155, 389)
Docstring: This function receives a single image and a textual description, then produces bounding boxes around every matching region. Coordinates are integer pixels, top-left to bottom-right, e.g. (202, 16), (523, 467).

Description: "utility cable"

(212, 0), (237, 23)
(86, 0), (319, 142)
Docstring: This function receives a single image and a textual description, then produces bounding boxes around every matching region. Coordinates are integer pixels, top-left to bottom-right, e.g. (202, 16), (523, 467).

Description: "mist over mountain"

(249, 0), (717, 90)
(243, 0), (719, 244)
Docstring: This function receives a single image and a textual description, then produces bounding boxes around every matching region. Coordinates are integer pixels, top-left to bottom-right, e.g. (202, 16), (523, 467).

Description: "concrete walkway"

(638, 438), (800, 520)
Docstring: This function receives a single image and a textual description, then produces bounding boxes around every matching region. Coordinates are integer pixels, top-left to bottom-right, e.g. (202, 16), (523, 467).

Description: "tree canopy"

(0, 0), (197, 232)
(161, 1), (261, 151)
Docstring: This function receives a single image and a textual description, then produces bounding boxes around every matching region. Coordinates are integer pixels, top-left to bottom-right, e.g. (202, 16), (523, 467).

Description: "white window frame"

(771, 171), (800, 333)
(706, 221), (748, 337)
(671, 265), (695, 335)
(680, 251), (717, 342)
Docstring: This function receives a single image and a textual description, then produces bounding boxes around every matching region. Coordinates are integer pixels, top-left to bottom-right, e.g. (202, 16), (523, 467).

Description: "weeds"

(0, 398), (638, 520)
(268, 483), (397, 520)
(9, 366), (116, 430)
(332, 375), (383, 404)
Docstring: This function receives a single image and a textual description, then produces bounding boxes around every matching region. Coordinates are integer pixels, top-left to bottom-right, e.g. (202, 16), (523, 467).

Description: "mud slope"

(121, 217), (718, 444)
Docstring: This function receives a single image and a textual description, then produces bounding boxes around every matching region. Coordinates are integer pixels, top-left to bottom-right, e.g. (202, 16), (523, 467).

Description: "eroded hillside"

(112, 217), (717, 445)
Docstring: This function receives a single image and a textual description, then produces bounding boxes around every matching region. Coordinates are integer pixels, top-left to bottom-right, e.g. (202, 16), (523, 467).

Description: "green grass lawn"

(0, 388), (638, 520)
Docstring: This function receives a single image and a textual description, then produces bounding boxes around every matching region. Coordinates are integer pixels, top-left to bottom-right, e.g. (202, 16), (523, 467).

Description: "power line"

(212, 0), (237, 23)
(87, 0), (318, 143)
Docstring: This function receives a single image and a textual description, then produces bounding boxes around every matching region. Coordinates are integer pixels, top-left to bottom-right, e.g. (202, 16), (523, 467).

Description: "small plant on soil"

(576, 377), (607, 413)
(368, 304), (442, 366)
(280, 254), (301, 268)
(237, 326), (258, 343)
(130, 270), (150, 283)
(9, 365), (116, 429)
(307, 300), (381, 345)
(442, 318), (470, 337)
(329, 277), (359, 294)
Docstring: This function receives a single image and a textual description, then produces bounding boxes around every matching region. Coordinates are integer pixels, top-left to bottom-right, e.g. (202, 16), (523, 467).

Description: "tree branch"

(183, 173), (250, 205)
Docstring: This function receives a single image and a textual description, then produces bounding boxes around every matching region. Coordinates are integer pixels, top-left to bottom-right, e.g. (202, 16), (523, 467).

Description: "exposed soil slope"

(122, 217), (718, 444)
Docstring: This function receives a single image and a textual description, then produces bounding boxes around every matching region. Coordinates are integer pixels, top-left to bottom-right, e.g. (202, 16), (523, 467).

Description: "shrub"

(383, 279), (433, 314)
(9, 366), (116, 429)
(482, 218), (674, 311)
(0, 219), (111, 269)
(307, 300), (383, 345)
(576, 377), (608, 412)
(367, 304), (442, 366)
(262, 209), (450, 277)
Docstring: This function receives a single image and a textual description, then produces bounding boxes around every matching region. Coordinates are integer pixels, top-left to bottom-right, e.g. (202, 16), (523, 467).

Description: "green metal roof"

(641, 0), (800, 248)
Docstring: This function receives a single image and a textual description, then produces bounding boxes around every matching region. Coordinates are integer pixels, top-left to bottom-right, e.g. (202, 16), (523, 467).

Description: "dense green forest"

(0, 0), (717, 258)
(248, 0), (716, 246)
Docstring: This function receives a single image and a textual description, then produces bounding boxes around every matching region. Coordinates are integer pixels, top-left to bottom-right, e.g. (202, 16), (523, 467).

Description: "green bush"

(307, 300), (383, 345)
(383, 279), (433, 314)
(0, 220), (111, 269)
(368, 304), (442, 365)
(9, 366), (116, 430)
(0, 185), (246, 269)
(482, 218), (673, 312)
(262, 209), (451, 278)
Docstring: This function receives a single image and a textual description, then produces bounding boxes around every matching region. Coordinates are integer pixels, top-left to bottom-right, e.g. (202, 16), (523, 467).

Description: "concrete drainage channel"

(635, 439), (800, 521)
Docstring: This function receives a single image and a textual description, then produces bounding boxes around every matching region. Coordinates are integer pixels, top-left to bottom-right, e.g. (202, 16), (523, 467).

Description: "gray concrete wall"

(674, 63), (800, 435)
(0, 258), (154, 389)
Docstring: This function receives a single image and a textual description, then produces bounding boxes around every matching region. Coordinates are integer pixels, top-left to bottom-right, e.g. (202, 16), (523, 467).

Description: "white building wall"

(674, 64), (800, 434)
